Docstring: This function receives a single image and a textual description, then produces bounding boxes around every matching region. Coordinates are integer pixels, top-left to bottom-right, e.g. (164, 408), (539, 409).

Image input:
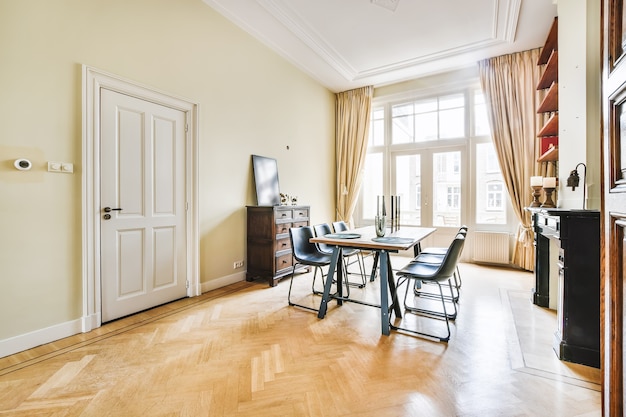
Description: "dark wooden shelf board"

(537, 17), (558, 65)
(537, 83), (558, 113)
(537, 50), (558, 90)
(538, 145), (558, 162)
(538, 114), (559, 137)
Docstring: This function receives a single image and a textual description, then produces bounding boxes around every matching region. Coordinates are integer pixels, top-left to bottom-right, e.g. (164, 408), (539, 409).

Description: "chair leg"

(414, 279), (459, 303)
(389, 277), (452, 342)
(403, 278), (457, 320)
(343, 253), (367, 289)
(288, 263), (319, 313)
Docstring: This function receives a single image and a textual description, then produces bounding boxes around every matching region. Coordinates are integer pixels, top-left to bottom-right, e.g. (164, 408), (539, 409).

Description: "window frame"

(354, 79), (515, 234)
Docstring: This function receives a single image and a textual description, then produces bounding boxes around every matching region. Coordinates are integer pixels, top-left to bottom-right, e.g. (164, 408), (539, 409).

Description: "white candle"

(542, 177), (556, 188)
(530, 176), (543, 187)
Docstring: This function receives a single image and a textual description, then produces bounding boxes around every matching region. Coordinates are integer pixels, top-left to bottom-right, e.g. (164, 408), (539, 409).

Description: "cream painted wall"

(556, 0), (601, 210)
(373, 66), (480, 98)
(0, 0), (335, 343)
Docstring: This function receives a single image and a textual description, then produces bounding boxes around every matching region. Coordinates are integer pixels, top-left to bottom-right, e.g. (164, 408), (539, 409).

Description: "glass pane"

(433, 151), (461, 227)
(415, 112), (438, 142)
(395, 154), (421, 226)
(369, 107), (385, 146)
(392, 115), (413, 144)
(474, 90), (491, 136)
(414, 98), (437, 113)
(392, 102), (413, 116)
(439, 93), (464, 110)
(475, 142), (506, 224)
(362, 152), (383, 219)
(439, 107), (464, 139)
(371, 119), (384, 146)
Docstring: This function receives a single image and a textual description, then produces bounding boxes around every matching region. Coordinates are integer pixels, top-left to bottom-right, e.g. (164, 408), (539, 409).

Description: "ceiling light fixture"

(371, 0), (400, 12)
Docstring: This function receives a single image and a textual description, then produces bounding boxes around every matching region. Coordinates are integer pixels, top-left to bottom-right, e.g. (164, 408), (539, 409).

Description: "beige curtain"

(478, 49), (545, 271)
(335, 86), (373, 226)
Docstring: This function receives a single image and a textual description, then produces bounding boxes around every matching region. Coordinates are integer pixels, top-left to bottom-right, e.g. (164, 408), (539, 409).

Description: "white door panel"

(100, 88), (187, 322)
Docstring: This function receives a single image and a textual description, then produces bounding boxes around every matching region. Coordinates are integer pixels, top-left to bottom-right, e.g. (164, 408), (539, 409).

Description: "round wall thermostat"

(14, 158), (32, 171)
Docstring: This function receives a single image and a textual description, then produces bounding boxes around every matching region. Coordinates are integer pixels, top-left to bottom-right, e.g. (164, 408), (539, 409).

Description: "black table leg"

(379, 250), (390, 335)
(335, 247), (344, 305)
(317, 248), (340, 319)
(370, 252), (379, 282)
(387, 255), (402, 319)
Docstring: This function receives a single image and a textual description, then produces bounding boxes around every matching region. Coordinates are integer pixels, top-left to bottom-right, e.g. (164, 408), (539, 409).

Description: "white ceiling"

(202, 0), (558, 93)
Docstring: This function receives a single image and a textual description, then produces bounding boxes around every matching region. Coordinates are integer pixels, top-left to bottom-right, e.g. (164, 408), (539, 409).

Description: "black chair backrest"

(434, 234), (466, 278)
(333, 221), (348, 232)
(289, 226), (321, 263)
(313, 223), (334, 254)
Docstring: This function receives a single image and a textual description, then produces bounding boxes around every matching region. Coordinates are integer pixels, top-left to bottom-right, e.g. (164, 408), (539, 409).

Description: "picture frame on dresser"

(251, 154), (281, 206)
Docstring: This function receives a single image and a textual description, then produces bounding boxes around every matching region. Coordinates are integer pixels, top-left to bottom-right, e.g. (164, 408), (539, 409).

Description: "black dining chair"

(288, 226), (332, 312)
(312, 223), (353, 297)
(390, 233), (465, 342)
(331, 221), (367, 287)
(418, 225), (468, 290)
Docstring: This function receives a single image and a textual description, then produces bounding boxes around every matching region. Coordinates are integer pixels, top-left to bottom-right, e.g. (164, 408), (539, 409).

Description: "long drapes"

(478, 49), (544, 271)
(335, 86), (373, 226)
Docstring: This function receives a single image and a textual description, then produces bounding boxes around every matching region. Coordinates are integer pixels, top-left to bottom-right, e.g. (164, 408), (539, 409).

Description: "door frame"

(81, 65), (200, 332)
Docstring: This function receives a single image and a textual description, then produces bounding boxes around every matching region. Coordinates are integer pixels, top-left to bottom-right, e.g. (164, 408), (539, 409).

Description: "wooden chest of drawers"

(246, 205), (310, 286)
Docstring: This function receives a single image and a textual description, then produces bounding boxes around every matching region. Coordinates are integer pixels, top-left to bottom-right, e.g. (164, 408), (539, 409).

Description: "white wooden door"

(100, 88), (188, 322)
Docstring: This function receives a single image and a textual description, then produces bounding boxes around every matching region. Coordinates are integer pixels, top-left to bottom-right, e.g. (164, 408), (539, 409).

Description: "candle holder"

(530, 185), (542, 207)
(541, 187), (556, 208)
(375, 215), (386, 237)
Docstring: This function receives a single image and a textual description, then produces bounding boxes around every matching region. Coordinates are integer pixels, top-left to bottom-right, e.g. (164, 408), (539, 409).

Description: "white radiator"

(472, 231), (510, 265)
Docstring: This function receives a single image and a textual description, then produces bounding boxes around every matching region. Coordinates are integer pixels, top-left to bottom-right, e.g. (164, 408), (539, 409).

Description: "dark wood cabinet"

(531, 208), (600, 368)
(246, 205), (310, 287)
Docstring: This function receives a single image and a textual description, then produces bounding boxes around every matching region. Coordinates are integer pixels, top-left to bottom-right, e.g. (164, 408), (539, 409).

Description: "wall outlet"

(233, 260), (244, 269)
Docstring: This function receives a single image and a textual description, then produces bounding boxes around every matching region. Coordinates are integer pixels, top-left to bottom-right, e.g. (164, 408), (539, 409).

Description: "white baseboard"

(201, 270), (246, 293)
(0, 272), (246, 359)
(0, 318), (83, 359)
(81, 312), (101, 333)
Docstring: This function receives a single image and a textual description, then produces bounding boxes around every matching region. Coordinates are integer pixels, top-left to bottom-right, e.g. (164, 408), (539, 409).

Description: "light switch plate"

(48, 161), (61, 172)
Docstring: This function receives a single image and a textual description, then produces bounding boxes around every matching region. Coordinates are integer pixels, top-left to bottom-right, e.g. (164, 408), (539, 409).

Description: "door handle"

(103, 207), (123, 212)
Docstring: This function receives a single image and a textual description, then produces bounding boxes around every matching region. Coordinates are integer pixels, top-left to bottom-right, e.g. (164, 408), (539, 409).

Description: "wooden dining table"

(310, 225), (437, 336)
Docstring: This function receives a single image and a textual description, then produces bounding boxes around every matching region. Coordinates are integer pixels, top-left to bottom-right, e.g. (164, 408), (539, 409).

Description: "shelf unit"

(537, 17), (558, 164)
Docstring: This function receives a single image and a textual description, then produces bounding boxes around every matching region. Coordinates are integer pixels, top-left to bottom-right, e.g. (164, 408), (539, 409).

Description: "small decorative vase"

(375, 215), (386, 237)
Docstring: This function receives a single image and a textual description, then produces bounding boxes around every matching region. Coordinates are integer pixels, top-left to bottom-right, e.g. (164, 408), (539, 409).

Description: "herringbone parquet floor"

(0, 260), (601, 416)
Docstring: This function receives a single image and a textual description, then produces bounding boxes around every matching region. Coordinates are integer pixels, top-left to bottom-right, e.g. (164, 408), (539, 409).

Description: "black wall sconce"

(566, 162), (587, 210)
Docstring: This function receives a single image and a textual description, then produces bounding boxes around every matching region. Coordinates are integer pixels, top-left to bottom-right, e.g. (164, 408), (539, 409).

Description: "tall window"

(369, 107), (385, 147)
(433, 151), (461, 227)
(475, 142), (506, 224)
(362, 152), (383, 219)
(357, 83), (511, 232)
